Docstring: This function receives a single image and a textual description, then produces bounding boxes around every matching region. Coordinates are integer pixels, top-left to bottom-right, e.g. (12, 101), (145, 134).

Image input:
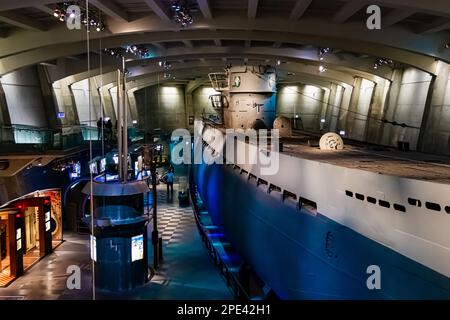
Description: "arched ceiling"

(1, 0), (449, 87)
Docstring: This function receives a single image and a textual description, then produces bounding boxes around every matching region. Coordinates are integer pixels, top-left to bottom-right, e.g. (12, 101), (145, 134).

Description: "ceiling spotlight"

(318, 47), (331, 61)
(444, 43), (450, 49)
(53, 10), (59, 18)
(277, 60), (281, 66)
(159, 61), (172, 69)
(59, 13), (65, 22)
(318, 65), (326, 73)
(373, 58), (393, 69)
(171, 1), (194, 27)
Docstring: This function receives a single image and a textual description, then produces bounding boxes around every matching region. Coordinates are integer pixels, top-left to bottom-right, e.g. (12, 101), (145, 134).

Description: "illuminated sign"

(131, 234), (144, 262)
(45, 210), (51, 232)
(57, 112), (65, 118)
(16, 228), (22, 251)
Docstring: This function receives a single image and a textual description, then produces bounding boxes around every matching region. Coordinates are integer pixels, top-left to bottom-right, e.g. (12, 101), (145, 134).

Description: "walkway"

(0, 183), (233, 300)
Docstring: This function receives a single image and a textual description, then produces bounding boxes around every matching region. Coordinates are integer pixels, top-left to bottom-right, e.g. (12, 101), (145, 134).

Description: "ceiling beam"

(290, 0), (312, 20)
(273, 42), (282, 48)
(182, 40), (194, 48)
(143, 0), (171, 21)
(248, 0), (259, 19)
(90, 0), (129, 22)
(0, 11), (46, 31)
(383, 9), (416, 28)
(34, 4), (54, 16)
(152, 42), (166, 51)
(417, 18), (450, 34)
(332, 1), (366, 23)
(0, 0), (56, 11)
(196, 0), (212, 19)
(339, 0), (450, 19)
(0, 24), (440, 76)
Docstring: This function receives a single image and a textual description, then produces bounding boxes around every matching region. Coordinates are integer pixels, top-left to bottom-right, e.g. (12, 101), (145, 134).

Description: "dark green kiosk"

(82, 178), (150, 291)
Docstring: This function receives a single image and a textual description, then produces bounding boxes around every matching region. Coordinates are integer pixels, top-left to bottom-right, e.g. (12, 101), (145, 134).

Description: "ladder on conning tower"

(208, 72), (229, 91)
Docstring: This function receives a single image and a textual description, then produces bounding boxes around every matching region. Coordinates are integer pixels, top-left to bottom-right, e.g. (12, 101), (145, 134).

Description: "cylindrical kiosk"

(82, 179), (150, 291)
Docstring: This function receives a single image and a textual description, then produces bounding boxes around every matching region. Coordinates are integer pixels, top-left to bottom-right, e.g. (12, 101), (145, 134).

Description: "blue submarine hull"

(193, 162), (450, 299)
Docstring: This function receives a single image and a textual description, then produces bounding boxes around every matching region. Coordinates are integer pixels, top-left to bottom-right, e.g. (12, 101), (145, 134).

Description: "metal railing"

(0, 123), (145, 153)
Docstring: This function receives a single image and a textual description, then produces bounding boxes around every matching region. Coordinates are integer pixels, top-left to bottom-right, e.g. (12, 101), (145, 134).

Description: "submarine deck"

(281, 133), (450, 185)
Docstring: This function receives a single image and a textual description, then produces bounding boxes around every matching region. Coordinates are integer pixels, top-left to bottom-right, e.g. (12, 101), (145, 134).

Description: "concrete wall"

(420, 61), (450, 155)
(276, 84), (325, 131)
(0, 82), (11, 126)
(134, 85), (186, 131)
(192, 86), (221, 118)
(0, 66), (48, 127)
(71, 78), (102, 126)
(379, 68), (432, 150)
(343, 78), (375, 141)
(365, 78), (391, 144)
(52, 77), (79, 126)
(101, 84), (116, 124)
(325, 83), (345, 132)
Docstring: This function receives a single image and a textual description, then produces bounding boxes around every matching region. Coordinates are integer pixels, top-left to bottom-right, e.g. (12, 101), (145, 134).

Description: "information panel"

(131, 234), (144, 262)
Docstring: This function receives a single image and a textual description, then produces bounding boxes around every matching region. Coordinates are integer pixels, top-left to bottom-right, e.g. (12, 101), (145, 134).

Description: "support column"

(365, 79), (390, 144)
(37, 65), (58, 129)
(0, 82), (11, 126)
(418, 61), (450, 155)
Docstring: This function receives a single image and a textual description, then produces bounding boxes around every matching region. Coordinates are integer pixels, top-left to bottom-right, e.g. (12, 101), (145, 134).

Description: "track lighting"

(158, 61), (172, 69)
(105, 45), (151, 59)
(52, 2), (106, 32)
(373, 58), (393, 69)
(318, 65), (327, 73)
(171, 1), (194, 27)
(318, 47), (331, 61)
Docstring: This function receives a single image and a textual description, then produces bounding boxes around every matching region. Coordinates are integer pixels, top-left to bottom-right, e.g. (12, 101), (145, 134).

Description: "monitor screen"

(131, 234), (144, 262)
(89, 162), (98, 174)
(70, 162), (81, 179)
(100, 158), (106, 172)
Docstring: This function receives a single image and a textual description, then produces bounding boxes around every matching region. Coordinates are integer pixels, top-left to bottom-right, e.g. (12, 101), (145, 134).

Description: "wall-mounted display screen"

(70, 162), (81, 179)
(89, 162), (98, 174)
(131, 234), (144, 262)
(100, 158), (106, 172)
